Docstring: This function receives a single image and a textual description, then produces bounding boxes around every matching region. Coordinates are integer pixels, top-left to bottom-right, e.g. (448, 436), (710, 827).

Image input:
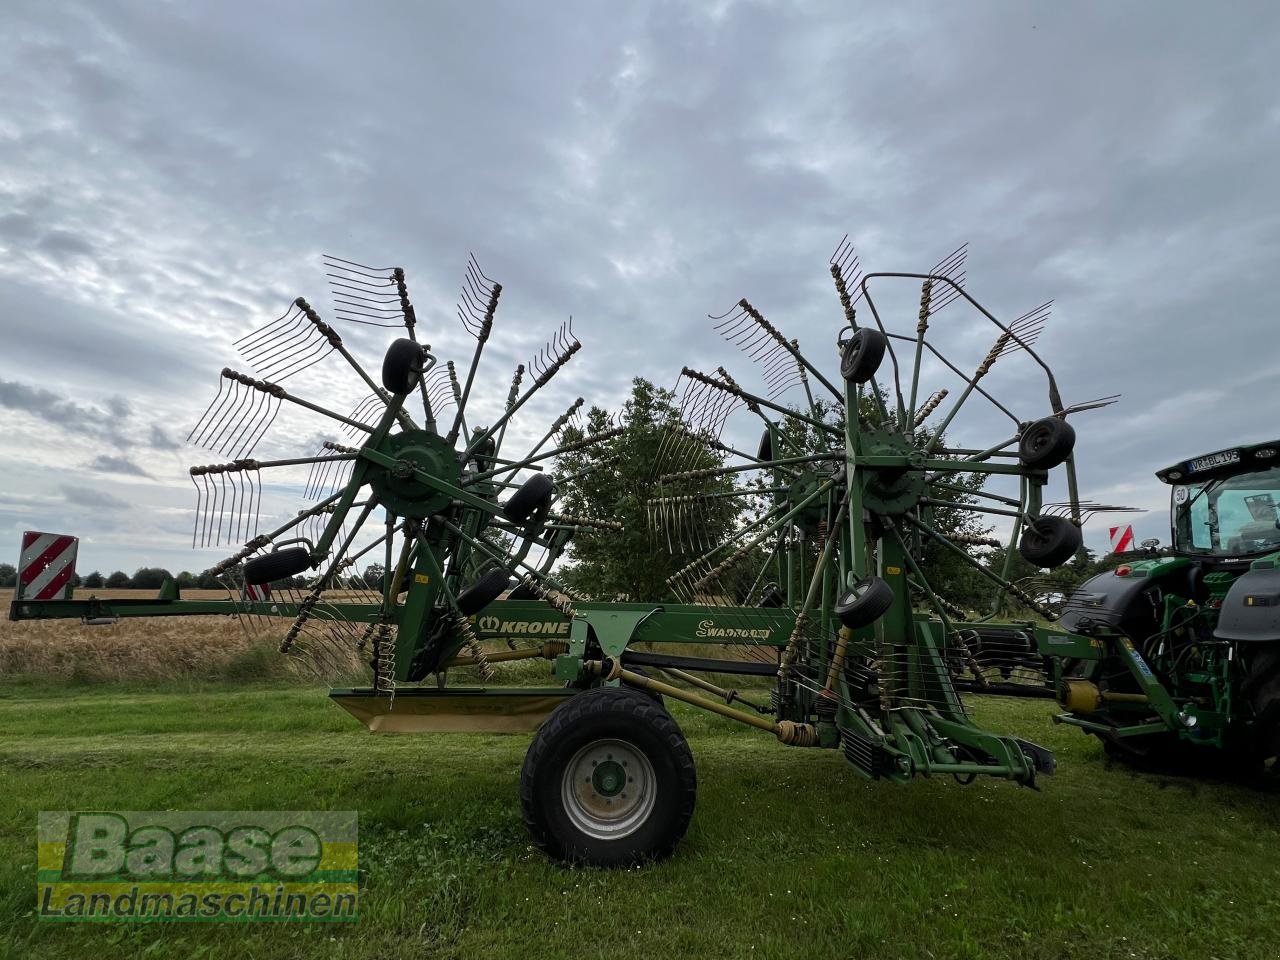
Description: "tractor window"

(1174, 465), (1280, 557)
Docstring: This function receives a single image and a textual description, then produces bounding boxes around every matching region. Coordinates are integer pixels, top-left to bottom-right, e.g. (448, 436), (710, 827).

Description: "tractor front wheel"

(520, 687), (696, 866)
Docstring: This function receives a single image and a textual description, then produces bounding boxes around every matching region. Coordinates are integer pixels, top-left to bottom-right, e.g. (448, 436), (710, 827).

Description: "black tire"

(508, 580), (538, 601)
(456, 568), (510, 616)
(244, 547), (311, 585)
(1244, 645), (1280, 789)
(757, 582), (785, 608)
(382, 338), (425, 394)
(840, 328), (886, 385)
(833, 576), (894, 629)
(619, 666), (664, 706)
(470, 433), (497, 473)
(757, 429), (774, 463)
(521, 687), (696, 866)
(1018, 517), (1082, 568)
(503, 473), (555, 524)
(1019, 417), (1076, 470)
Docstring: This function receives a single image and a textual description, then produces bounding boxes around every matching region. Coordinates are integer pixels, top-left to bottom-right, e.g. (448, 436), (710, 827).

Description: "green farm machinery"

(11, 244), (1120, 865)
(1045, 439), (1280, 782)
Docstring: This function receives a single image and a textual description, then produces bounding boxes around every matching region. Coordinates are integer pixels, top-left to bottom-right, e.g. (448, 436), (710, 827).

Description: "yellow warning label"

(414, 574), (430, 584)
(885, 566), (902, 575)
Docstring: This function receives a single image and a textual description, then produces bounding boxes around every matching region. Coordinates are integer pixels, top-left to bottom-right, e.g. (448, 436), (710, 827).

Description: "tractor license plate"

(1188, 449), (1240, 473)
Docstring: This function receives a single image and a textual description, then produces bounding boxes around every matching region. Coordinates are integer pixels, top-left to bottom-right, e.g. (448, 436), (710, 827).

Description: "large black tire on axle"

(1243, 644), (1280, 790)
(520, 686), (696, 866)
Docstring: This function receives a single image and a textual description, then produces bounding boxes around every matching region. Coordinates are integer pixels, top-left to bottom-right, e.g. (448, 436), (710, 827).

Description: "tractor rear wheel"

(520, 686), (696, 866)
(1243, 645), (1280, 789)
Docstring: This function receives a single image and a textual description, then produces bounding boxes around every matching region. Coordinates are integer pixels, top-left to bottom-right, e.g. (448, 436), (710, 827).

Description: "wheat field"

(0, 588), (359, 683)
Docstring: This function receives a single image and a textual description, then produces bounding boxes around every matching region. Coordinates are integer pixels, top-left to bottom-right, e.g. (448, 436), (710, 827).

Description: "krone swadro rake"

(9, 243), (1118, 866)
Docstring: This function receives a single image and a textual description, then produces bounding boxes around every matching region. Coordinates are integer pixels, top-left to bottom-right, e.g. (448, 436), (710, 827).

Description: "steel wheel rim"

(561, 738), (656, 840)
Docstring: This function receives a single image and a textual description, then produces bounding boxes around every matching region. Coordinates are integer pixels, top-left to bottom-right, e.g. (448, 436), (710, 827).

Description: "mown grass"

(0, 682), (1277, 960)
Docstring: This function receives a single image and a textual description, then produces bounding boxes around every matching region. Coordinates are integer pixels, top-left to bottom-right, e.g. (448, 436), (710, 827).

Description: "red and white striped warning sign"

(1109, 524), (1136, 554)
(17, 531), (79, 600)
(242, 582), (272, 602)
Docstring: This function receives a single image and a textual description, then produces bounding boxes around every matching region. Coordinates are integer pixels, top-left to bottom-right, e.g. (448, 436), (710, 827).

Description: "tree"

(105, 571), (131, 588)
(554, 378), (739, 601)
(130, 567), (173, 590)
(362, 563), (386, 591)
(82, 571), (104, 589)
(0, 563), (15, 588)
(176, 571), (198, 589)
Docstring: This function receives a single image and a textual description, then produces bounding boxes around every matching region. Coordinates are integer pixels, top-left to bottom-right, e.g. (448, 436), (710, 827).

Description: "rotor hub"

(367, 428), (462, 518)
(859, 427), (928, 516)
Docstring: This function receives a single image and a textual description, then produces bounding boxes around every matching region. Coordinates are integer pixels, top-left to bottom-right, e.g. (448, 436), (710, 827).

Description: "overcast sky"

(1, 1), (1278, 576)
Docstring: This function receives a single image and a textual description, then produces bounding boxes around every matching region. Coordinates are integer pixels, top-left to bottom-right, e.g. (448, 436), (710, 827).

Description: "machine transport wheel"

(833, 575), (894, 629)
(1018, 417), (1076, 470)
(520, 686), (696, 866)
(381, 338), (426, 394)
(244, 546), (311, 585)
(1017, 516), (1082, 568)
(503, 473), (555, 524)
(840, 327), (887, 384)
(1243, 645), (1280, 790)
(456, 568), (511, 616)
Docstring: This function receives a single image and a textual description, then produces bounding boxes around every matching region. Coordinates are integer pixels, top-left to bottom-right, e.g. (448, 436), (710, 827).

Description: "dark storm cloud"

(85, 454), (152, 478)
(60, 485), (131, 511)
(1, 0), (1278, 569)
(0, 379), (116, 434)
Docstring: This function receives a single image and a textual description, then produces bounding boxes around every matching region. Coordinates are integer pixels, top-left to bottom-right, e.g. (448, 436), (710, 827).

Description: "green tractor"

(1047, 438), (1280, 782)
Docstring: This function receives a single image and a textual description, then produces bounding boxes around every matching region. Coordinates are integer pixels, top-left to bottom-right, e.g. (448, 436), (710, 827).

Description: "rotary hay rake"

(9, 242), (1125, 866)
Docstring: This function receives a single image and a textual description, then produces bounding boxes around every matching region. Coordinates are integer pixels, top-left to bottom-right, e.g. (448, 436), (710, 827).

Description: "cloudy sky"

(1, 1), (1278, 576)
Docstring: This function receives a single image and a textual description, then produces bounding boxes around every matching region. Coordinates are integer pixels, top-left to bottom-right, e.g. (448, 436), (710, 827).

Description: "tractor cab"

(1158, 440), (1280, 567)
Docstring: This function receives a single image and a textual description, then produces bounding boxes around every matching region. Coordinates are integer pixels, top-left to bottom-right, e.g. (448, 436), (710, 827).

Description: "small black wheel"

(1018, 517), (1082, 568)
(503, 473), (555, 524)
(244, 547), (311, 585)
(833, 576), (894, 629)
(757, 429), (774, 463)
(470, 433), (497, 473)
(456, 568), (511, 616)
(757, 582), (785, 608)
(508, 579), (538, 601)
(1018, 417), (1076, 470)
(382, 338), (425, 394)
(520, 686), (696, 866)
(840, 328), (887, 385)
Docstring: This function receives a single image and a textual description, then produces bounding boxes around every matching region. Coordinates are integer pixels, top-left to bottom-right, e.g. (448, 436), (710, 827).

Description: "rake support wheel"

(1018, 516), (1083, 568)
(1019, 417), (1076, 470)
(840, 327), (887, 384)
(382, 338), (425, 394)
(244, 547), (312, 585)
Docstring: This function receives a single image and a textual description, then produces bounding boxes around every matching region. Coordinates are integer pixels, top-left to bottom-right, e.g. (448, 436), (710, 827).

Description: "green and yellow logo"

(38, 811), (357, 922)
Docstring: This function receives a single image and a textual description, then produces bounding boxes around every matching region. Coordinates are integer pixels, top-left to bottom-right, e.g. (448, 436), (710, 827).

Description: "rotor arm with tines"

(737, 299), (842, 402)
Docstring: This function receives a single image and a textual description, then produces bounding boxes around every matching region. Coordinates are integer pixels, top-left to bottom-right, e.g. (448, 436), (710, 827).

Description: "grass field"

(0, 679), (1278, 960)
